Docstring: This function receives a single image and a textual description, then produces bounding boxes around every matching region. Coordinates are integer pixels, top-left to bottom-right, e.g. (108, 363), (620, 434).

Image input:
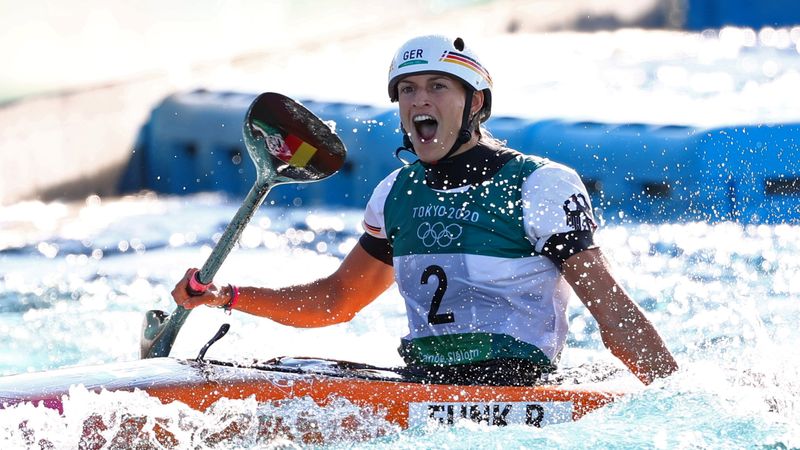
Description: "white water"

(2, 27), (800, 448)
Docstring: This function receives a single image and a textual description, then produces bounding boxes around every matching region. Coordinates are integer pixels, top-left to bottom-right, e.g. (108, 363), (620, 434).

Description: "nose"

(411, 89), (430, 108)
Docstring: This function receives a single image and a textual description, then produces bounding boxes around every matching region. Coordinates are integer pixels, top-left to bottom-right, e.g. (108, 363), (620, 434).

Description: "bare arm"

(562, 247), (678, 384)
(173, 243), (395, 328)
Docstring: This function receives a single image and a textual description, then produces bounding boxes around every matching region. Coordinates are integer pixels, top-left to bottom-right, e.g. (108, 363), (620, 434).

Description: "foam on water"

(1, 386), (399, 449)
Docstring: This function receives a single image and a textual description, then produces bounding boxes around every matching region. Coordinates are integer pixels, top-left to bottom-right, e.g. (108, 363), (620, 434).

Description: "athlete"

(173, 35), (678, 386)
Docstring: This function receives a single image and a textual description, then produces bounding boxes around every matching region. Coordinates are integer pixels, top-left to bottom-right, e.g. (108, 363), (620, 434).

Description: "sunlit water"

(1, 192), (799, 448)
(3, 26), (800, 449)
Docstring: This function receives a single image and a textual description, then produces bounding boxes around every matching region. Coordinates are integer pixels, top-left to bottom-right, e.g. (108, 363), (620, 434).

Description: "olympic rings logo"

(417, 222), (463, 247)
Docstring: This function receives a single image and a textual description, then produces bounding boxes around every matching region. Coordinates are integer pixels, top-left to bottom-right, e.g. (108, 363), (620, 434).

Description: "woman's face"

(396, 73), (482, 163)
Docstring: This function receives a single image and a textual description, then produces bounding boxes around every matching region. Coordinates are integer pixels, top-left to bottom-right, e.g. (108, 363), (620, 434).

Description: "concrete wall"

(0, 77), (173, 204)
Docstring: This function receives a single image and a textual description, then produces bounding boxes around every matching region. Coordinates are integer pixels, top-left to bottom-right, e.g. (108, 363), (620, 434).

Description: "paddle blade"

(243, 92), (346, 183)
(141, 306), (191, 358)
(140, 309), (168, 358)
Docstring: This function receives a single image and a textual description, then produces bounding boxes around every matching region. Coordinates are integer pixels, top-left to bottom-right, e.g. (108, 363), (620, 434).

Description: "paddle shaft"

(197, 181), (272, 286)
(142, 179), (272, 358)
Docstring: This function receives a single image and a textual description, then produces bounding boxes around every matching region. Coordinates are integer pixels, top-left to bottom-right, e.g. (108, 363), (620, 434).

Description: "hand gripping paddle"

(140, 92), (346, 359)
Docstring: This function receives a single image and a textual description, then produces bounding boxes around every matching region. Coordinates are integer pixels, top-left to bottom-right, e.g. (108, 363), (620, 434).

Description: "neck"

(420, 142), (519, 190)
(424, 133), (479, 165)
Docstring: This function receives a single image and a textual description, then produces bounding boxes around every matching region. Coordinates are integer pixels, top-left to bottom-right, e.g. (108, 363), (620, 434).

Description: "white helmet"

(387, 35), (492, 122)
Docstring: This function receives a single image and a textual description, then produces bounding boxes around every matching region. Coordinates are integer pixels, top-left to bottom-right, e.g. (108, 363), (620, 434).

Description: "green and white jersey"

(363, 152), (595, 367)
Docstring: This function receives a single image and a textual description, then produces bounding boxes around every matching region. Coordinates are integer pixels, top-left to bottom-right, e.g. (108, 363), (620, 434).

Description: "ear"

(470, 90), (484, 116)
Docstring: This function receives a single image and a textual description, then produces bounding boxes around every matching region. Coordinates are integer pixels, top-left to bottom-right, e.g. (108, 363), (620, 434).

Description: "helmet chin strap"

(394, 90), (477, 165)
(436, 89), (475, 164)
(393, 130), (416, 165)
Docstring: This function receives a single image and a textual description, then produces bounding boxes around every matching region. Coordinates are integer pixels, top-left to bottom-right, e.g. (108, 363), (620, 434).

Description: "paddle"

(140, 92), (346, 359)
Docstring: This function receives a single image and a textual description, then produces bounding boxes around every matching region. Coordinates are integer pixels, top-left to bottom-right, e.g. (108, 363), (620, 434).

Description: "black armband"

(540, 230), (597, 271)
(358, 232), (393, 266)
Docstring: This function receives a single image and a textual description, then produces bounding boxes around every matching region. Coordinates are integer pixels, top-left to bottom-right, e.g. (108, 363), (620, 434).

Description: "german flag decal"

(439, 51), (492, 86)
(279, 134), (318, 167)
(252, 118), (318, 167)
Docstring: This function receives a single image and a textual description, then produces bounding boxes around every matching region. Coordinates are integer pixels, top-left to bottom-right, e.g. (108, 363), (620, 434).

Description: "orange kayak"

(0, 356), (624, 430)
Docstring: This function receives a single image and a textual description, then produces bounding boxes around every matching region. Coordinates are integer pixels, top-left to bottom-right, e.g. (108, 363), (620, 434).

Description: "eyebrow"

(398, 76), (451, 85)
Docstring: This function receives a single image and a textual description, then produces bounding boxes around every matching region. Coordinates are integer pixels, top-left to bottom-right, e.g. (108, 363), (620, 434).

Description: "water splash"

(3, 195), (800, 447)
(1, 387), (400, 449)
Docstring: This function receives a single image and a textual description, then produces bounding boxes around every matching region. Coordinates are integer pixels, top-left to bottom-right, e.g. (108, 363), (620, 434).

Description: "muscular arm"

(173, 243), (395, 328)
(562, 247), (678, 385)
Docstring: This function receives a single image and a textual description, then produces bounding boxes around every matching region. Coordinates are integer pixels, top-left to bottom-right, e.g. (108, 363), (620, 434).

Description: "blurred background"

(2, 0), (798, 211)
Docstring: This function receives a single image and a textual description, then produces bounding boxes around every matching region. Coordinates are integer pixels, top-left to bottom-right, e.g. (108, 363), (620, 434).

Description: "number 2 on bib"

(421, 265), (455, 325)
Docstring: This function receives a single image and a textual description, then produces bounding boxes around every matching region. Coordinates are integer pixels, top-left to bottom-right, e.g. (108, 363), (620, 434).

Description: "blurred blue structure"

(120, 90), (800, 224)
(120, 90), (402, 209)
(685, 0), (800, 30)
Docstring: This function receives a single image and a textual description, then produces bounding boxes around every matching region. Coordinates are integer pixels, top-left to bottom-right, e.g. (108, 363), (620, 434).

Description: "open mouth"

(413, 114), (438, 142)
